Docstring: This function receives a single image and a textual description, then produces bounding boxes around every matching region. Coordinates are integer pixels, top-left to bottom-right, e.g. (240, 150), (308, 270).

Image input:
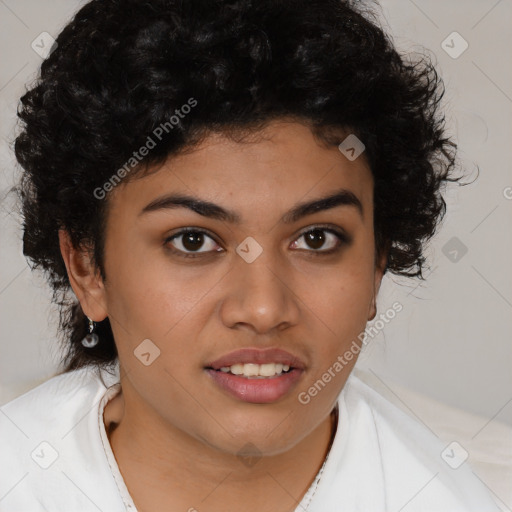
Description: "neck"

(104, 377), (338, 512)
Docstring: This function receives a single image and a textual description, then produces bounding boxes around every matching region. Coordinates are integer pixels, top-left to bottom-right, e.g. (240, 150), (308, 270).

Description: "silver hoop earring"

(81, 317), (99, 348)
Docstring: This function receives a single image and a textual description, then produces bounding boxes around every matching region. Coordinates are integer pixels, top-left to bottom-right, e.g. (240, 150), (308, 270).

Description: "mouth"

(208, 362), (294, 378)
(204, 348), (305, 403)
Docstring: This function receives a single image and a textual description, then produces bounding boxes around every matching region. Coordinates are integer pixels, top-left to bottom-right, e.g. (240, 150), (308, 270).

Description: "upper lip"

(206, 348), (306, 370)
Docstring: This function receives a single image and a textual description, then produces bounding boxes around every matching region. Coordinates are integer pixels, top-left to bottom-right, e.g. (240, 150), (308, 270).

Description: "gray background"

(1, 0), (511, 428)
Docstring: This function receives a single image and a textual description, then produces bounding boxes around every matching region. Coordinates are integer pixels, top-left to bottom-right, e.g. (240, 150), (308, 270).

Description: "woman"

(0, 0), (501, 510)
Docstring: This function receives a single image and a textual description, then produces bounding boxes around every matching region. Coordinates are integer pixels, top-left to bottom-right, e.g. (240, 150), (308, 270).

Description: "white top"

(0, 362), (501, 512)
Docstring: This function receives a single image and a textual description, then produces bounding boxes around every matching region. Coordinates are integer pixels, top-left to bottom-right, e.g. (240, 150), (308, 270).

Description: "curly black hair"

(13, 0), (464, 373)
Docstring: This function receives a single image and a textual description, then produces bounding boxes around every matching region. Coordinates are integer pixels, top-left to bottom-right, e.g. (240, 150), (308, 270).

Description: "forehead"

(108, 121), (374, 223)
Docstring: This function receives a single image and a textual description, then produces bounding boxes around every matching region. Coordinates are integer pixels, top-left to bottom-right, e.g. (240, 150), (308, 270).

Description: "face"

(78, 120), (385, 456)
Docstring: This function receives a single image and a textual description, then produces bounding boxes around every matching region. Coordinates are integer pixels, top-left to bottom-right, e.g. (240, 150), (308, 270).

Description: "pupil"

(183, 232), (203, 251)
(306, 229), (325, 249)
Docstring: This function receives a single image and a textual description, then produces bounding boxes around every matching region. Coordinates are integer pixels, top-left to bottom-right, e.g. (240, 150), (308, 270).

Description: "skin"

(59, 119), (387, 512)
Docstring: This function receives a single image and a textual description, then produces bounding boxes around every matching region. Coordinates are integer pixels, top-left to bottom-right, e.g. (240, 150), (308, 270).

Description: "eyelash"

(164, 225), (351, 259)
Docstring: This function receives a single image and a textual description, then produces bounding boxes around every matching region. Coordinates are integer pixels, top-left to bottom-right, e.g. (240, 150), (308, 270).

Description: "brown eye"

(181, 231), (205, 251)
(304, 229), (327, 250)
(291, 226), (350, 253)
(165, 228), (221, 257)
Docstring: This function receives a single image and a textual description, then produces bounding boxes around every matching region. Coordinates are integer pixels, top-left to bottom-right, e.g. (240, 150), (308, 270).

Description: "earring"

(81, 317), (99, 348)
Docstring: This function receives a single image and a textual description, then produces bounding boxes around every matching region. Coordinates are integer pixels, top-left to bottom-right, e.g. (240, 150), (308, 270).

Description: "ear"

(368, 248), (388, 322)
(58, 229), (108, 321)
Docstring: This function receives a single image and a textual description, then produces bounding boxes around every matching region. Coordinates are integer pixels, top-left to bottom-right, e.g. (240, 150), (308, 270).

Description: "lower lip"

(205, 368), (303, 403)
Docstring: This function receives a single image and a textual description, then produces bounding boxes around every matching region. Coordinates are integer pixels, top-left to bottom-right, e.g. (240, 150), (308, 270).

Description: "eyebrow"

(139, 187), (364, 224)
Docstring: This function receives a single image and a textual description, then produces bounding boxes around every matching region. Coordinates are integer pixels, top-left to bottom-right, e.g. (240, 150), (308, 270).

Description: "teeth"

(260, 363), (278, 376)
(231, 364), (244, 375)
(218, 363), (292, 377)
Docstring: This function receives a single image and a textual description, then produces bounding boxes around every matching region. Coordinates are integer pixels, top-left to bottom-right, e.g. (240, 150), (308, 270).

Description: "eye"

(164, 225), (350, 259)
(165, 228), (222, 258)
(290, 226), (350, 254)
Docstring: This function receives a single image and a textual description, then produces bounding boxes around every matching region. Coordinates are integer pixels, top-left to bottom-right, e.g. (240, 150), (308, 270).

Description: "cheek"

(301, 253), (375, 329)
(103, 243), (223, 359)
(295, 256), (375, 369)
(295, 271), (374, 409)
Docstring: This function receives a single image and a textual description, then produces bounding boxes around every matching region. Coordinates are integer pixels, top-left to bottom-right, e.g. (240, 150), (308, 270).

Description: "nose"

(219, 250), (301, 335)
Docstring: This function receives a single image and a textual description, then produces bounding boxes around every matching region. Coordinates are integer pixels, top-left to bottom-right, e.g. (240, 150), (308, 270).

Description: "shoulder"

(0, 364), (117, 441)
(313, 371), (501, 511)
(1, 365), (104, 436)
(0, 364), (124, 511)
